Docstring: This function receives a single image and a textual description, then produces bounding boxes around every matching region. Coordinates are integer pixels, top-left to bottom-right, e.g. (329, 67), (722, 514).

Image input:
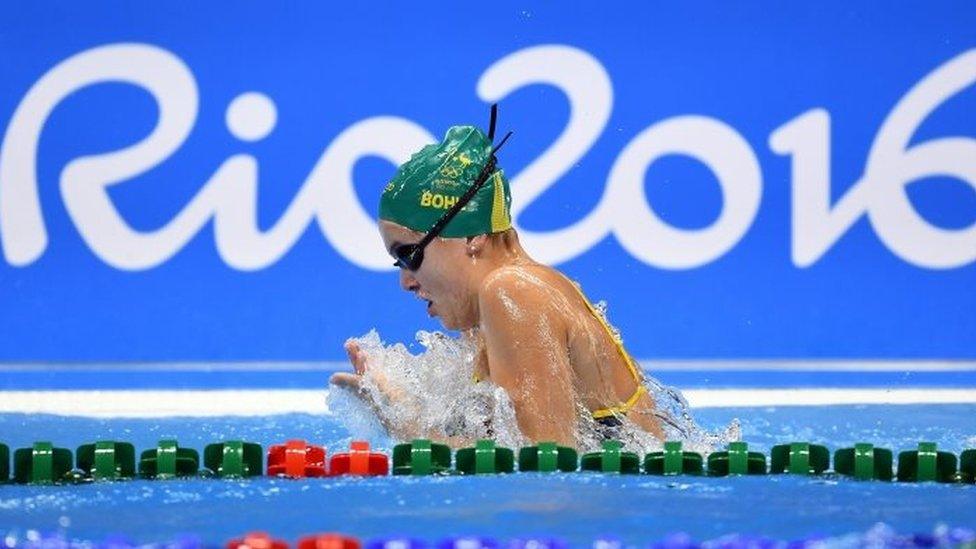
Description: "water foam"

(328, 329), (739, 453)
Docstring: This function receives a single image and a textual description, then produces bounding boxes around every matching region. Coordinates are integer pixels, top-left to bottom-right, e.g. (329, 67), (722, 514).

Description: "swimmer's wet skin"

(331, 106), (665, 447)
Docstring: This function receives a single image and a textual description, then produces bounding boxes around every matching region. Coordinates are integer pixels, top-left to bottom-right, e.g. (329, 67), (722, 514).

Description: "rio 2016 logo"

(1, 43), (974, 272)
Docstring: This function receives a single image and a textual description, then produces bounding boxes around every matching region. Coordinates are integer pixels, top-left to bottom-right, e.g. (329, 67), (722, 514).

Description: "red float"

(267, 439), (327, 478)
(297, 534), (362, 549)
(329, 441), (389, 476)
(226, 532), (289, 549)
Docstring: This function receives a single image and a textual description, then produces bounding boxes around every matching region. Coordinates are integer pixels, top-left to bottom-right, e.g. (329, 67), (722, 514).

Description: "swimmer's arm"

(479, 273), (577, 448)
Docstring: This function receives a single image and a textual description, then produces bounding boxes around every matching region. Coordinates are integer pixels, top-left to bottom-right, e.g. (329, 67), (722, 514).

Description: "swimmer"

(331, 106), (664, 447)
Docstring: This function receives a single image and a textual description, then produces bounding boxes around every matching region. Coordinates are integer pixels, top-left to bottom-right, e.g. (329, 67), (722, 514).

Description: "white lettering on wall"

(605, 116), (761, 269)
(1, 43), (198, 267)
(770, 50), (976, 268)
(0, 43), (433, 270)
(1, 43), (973, 271)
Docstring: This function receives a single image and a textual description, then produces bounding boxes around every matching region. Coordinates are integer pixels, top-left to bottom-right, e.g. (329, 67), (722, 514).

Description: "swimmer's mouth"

(417, 294), (435, 315)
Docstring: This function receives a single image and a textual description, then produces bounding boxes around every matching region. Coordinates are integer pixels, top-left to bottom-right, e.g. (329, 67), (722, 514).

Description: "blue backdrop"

(1, 2), (974, 361)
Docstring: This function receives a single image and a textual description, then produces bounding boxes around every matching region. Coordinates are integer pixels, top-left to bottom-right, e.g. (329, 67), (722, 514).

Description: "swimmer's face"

(380, 220), (479, 330)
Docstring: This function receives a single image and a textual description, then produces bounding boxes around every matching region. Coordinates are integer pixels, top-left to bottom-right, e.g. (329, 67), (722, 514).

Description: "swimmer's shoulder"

(477, 265), (573, 379)
(479, 265), (556, 317)
(477, 264), (579, 326)
(479, 262), (559, 298)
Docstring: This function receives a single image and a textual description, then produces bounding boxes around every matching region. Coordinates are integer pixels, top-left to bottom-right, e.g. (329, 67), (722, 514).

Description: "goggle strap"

(487, 103), (498, 142)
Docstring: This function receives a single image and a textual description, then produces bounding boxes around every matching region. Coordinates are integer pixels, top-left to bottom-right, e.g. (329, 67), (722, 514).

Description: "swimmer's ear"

(465, 234), (490, 257)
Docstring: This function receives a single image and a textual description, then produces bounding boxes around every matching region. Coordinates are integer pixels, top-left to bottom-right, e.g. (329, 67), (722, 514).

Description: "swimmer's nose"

(399, 268), (420, 292)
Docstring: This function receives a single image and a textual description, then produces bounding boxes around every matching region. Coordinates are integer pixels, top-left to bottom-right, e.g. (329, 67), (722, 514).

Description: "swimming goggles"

(391, 104), (513, 271)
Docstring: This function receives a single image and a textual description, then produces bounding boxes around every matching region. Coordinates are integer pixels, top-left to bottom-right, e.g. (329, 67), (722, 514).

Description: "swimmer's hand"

(329, 338), (479, 448)
(330, 339), (399, 407)
(329, 340), (369, 392)
(331, 339), (421, 440)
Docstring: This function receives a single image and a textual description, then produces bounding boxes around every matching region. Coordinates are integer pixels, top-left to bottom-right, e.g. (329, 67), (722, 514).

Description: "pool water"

(1, 404), (974, 546)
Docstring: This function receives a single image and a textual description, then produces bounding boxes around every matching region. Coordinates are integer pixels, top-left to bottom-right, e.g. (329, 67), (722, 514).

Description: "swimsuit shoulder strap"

(560, 273), (644, 384)
(559, 273), (647, 420)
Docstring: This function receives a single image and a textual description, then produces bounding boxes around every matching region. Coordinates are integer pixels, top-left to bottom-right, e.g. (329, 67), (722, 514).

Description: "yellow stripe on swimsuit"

(564, 278), (646, 420)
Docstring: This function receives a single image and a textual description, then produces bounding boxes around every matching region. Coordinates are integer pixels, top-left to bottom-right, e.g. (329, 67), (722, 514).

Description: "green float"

(0, 443), (8, 482)
(392, 439), (452, 476)
(770, 442), (830, 475)
(707, 442), (766, 476)
(959, 449), (975, 484)
(455, 440), (514, 474)
(203, 440), (263, 478)
(643, 441), (704, 476)
(834, 443), (893, 481)
(139, 439), (200, 479)
(76, 441), (136, 481)
(518, 442), (578, 473)
(13, 442), (74, 484)
(896, 442), (957, 483)
(580, 440), (641, 474)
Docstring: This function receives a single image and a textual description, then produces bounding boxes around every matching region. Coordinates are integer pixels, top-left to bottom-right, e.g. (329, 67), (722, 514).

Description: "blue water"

(1, 405), (974, 545)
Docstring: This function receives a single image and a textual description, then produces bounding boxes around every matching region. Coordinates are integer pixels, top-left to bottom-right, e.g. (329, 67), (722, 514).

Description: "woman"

(331, 114), (664, 447)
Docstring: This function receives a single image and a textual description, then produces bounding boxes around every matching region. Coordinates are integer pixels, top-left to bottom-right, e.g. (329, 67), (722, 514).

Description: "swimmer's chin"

(427, 302), (450, 327)
(435, 316), (477, 332)
(425, 302), (476, 331)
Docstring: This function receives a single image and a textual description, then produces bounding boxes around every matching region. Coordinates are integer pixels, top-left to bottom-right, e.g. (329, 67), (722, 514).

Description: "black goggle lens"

(391, 243), (424, 271)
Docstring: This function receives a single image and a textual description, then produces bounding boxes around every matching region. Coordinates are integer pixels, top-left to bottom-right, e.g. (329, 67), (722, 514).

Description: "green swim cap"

(380, 125), (512, 238)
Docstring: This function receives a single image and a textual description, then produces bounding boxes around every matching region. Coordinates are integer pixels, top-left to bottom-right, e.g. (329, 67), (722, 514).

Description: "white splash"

(328, 330), (525, 450)
(329, 328), (739, 454)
